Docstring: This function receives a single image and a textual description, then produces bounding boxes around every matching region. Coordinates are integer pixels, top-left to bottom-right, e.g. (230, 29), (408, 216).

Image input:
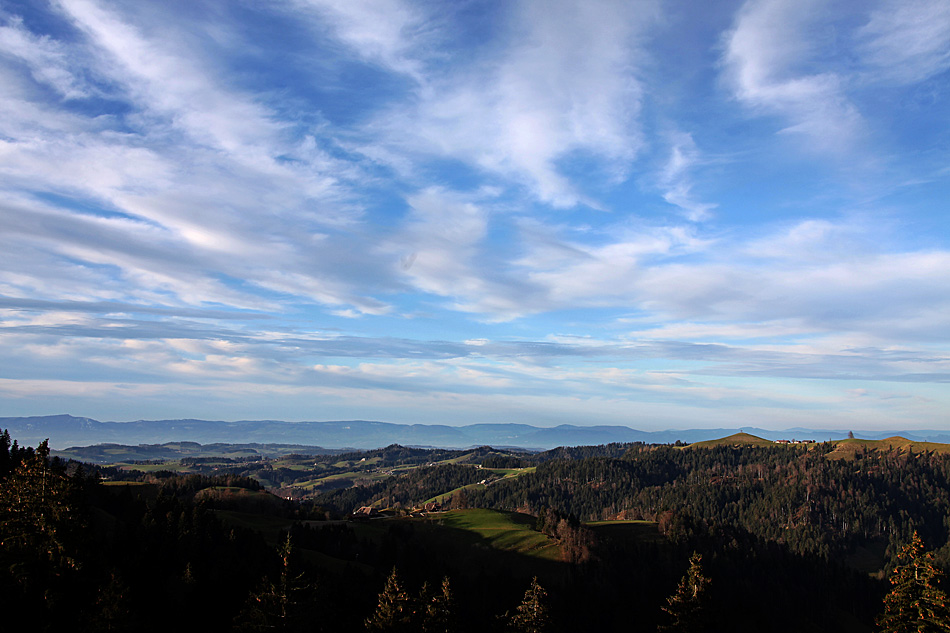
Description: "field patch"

(434, 509), (561, 561)
(195, 486), (286, 513)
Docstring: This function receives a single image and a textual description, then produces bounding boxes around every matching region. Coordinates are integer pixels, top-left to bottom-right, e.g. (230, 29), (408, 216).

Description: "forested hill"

(464, 439), (950, 568)
(7, 428), (950, 632)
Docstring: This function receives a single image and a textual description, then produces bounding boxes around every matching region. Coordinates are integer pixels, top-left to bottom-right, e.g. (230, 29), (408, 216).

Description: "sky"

(0, 0), (948, 431)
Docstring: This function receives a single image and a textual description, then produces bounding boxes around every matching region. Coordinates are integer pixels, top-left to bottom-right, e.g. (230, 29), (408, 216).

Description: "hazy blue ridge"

(3, 414), (948, 450)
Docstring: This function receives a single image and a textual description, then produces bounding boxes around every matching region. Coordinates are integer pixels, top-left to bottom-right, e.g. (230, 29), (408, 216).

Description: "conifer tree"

(0, 438), (83, 622)
(507, 576), (551, 633)
(420, 576), (456, 633)
(88, 570), (132, 632)
(0, 439), (80, 573)
(660, 552), (711, 633)
(365, 567), (415, 632)
(876, 532), (950, 633)
(236, 534), (314, 632)
(0, 429), (11, 478)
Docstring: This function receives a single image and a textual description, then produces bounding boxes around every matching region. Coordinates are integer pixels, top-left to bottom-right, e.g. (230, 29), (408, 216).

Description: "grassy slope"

(687, 433), (950, 456)
(433, 509), (562, 561)
(826, 437), (950, 459)
(686, 432), (777, 449)
(421, 466), (536, 505)
(406, 509), (570, 584)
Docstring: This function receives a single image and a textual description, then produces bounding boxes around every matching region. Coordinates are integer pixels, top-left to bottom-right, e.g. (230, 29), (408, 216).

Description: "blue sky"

(1, 0), (948, 430)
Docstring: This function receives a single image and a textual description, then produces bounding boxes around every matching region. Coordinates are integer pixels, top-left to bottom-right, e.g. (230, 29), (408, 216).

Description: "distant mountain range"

(4, 414), (950, 450)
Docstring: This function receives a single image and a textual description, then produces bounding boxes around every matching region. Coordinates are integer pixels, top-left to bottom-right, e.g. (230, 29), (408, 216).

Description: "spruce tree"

(0, 438), (83, 623)
(507, 576), (551, 633)
(88, 571), (132, 632)
(236, 534), (314, 632)
(660, 552), (711, 633)
(0, 439), (81, 573)
(420, 576), (456, 633)
(876, 532), (950, 633)
(0, 429), (11, 478)
(365, 567), (414, 632)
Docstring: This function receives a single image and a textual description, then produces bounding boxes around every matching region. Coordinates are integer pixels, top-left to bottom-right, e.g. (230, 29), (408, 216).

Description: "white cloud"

(857, 0), (950, 85)
(386, 188), (523, 315)
(632, 223), (950, 343)
(387, 200), (713, 321)
(723, 0), (862, 147)
(0, 1), (408, 316)
(293, 0), (426, 79)
(55, 0), (283, 155)
(657, 132), (717, 221)
(621, 320), (811, 342)
(360, 0), (656, 207)
(397, 212), (950, 344)
(0, 15), (90, 99)
(512, 221), (710, 312)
